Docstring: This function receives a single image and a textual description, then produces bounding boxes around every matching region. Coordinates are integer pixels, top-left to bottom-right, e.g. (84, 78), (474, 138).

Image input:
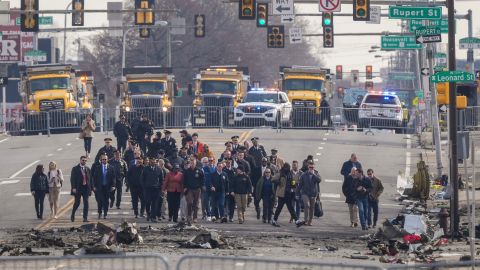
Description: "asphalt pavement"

(0, 128), (421, 239)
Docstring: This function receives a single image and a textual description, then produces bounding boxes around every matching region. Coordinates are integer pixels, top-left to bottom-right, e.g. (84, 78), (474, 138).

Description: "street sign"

(415, 26), (441, 44)
(16, 16), (53, 25)
(0, 77), (8, 86)
(289, 27), (303, 44)
(273, 0), (294, 15)
(459, 37), (480, 50)
(319, 0), (341, 13)
(381, 36), (423, 50)
(24, 50), (47, 62)
(475, 70), (480, 80)
(281, 14), (295, 24)
(409, 19), (449, 33)
(430, 71), (475, 83)
(421, 68), (429, 76)
(388, 71), (415, 80)
(366, 6), (381, 24)
(389, 6), (442, 20)
(439, 104), (447, 112)
(434, 66), (446, 72)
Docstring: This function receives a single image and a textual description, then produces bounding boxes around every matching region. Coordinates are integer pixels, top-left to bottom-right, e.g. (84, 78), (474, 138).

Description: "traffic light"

(135, 0), (155, 25)
(267, 26), (284, 48)
(21, 0), (39, 32)
(72, 0), (84, 26)
(239, 0), (256, 20)
(352, 70), (359, 83)
(322, 12), (333, 27)
(436, 82), (449, 105)
(353, 0), (370, 21)
(194, 14), (206, 38)
(365, 81), (373, 89)
(256, 3), (268, 27)
(336, 65), (343, 80)
(366, 65), (373, 79)
(139, 28), (150, 38)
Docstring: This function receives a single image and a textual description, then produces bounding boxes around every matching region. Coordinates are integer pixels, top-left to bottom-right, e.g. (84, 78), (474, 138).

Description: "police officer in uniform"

(161, 130), (177, 158)
(109, 150), (128, 209)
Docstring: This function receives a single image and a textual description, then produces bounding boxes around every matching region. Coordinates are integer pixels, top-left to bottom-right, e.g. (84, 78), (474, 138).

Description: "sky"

(4, 0), (480, 74)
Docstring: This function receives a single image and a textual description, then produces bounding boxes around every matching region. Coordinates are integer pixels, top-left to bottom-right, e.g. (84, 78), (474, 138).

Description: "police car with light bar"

(358, 91), (404, 131)
(234, 89), (292, 126)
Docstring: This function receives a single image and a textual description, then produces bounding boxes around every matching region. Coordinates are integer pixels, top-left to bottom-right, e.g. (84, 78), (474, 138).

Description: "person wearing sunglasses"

(255, 168), (275, 224)
(366, 169), (383, 228)
(70, 156), (92, 222)
(92, 154), (115, 219)
(296, 162), (321, 226)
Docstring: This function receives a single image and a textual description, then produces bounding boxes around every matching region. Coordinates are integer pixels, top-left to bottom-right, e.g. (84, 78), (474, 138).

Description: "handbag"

(79, 130), (86, 139)
(314, 199), (323, 217)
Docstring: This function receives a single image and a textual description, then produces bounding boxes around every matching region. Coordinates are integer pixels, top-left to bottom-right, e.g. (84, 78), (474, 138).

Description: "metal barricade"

(176, 255), (382, 270)
(387, 260), (480, 270)
(0, 254), (169, 270)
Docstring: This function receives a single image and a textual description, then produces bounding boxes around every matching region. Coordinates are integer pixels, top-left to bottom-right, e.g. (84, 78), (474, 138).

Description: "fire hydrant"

(439, 207), (450, 236)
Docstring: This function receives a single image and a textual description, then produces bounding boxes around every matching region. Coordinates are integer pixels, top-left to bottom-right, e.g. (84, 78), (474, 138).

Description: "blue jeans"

(367, 199), (379, 226)
(211, 192), (226, 218)
(202, 191), (212, 217)
(356, 198), (369, 228)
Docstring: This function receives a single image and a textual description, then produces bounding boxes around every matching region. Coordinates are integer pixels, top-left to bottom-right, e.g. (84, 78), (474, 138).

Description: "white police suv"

(234, 90), (292, 126)
(358, 91), (404, 131)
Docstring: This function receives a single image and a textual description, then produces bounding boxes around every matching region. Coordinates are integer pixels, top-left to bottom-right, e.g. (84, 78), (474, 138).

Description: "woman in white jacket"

(47, 161), (64, 219)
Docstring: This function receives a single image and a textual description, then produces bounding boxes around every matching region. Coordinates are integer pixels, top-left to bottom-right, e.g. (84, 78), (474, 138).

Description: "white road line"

(322, 138), (327, 141)
(66, 143), (72, 146)
(0, 180), (20, 185)
(406, 135), (411, 177)
(320, 142), (326, 145)
(57, 148), (63, 151)
(313, 159), (319, 162)
(9, 160), (40, 178)
(321, 193), (340, 198)
(0, 138), (7, 143)
(47, 153), (53, 157)
(321, 199), (403, 208)
(325, 133), (330, 136)
(325, 179), (343, 183)
(318, 147), (324, 150)
(14, 191), (70, 197)
(316, 153), (322, 156)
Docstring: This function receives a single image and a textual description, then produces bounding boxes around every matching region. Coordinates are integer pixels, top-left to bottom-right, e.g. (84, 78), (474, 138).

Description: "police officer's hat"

(237, 146), (247, 152)
(179, 129), (188, 134)
(164, 130), (172, 135)
(192, 132), (199, 137)
(231, 135), (239, 140)
(271, 148), (278, 153)
(251, 137), (259, 141)
(225, 141), (232, 146)
(104, 138), (113, 142)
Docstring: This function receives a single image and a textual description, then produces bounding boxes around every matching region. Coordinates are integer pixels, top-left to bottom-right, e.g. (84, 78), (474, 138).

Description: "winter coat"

(296, 171), (321, 198)
(183, 167), (205, 190)
(127, 165), (144, 189)
(340, 160), (362, 180)
(368, 176), (384, 201)
(163, 171), (184, 193)
(211, 171), (229, 193)
(342, 175), (357, 204)
(113, 121), (131, 139)
(30, 173), (49, 192)
(142, 166), (164, 189)
(255, 176), (275, 199)
(231, 174), (253, 195)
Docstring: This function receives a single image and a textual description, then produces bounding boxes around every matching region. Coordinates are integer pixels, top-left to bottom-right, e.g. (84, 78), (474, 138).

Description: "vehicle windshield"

(244, 93), (279, 103)
(128, 81), (165, 95)
(29, 77), (70, 93)
(284, 79), (323, 91)
(343, 89), (367, 105)
(201, 80), (237, 95)
(364, 95), (399, 105)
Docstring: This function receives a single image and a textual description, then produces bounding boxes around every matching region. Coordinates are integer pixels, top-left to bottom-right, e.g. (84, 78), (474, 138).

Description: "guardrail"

(3, 106), (428, 135)
(0, 254), (169, 270)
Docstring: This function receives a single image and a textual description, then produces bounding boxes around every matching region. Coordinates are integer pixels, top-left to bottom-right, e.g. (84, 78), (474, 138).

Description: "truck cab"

(192, 66), (250, 126)
(279, 66), (327, 127)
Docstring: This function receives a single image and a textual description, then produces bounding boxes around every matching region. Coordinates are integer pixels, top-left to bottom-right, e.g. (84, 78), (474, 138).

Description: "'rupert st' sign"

(389, 6), (442, 20)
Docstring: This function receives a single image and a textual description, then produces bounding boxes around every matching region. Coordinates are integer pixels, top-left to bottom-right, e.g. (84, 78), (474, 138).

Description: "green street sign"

(415, 26), (441, 37)
(16, 16), (53, 25)
(409, 19), (449, 33)
(459, 37), (480, 49)
(434, 66), (447, 72)
(430, 71), (475, 83)
(389, 72), (415, 80)
(389, 6), (442, 20)
(381, 36), (423, 50)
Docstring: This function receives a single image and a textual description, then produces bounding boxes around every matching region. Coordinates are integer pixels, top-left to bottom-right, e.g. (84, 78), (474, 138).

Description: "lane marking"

(0, 138), (7, 143)
(321, 193), (341, 198)
(322, 138), (327, 141)
(66, 143), (72, 146)
(321, 199), (403, 208)
(325, 179), (343, 183)
(15, 191), (71, 197)
(325, 133), (330, 136)
(35, 198), (74, 230)
(9, 160), (40, 178)
(321, 142), (326, 145)
(316, 153), (322, 156)
(318, 147), (324, 150)
(57, 148), (63, 151)
(47, 153), (53, 157)
(313, 159), (319, 162)
(0, 180), (20, 185)
(406, 134), (411, 177)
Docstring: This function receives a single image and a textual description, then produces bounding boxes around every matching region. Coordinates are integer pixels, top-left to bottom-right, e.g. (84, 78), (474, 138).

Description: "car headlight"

(125, 106), (131, 112)
(162, 107), (168, 112)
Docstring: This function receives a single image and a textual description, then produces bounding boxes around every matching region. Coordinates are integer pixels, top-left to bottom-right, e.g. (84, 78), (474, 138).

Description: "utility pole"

(447, 0), (459, 238)
(467, 10), (474, 72)
(427, 45), (443, 177)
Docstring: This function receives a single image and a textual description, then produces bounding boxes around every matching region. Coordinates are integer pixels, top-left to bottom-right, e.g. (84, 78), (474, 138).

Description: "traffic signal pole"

(447, 0), (460, 239)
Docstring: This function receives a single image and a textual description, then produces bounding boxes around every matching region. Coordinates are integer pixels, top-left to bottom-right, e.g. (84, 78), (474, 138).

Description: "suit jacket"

(92, 164), (116, 190)
(70, 164), (93, 194)
(248, 146), (267, 166)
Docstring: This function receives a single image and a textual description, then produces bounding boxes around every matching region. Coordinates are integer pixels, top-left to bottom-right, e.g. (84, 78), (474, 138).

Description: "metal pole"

(121, 28), (135, 76)
(100, 103), (104, 133)
(471, 141), (476, 268)
(63, 2), (73, 64)
(447, 0), (460, 238)
(167, 29), (172, 68)
(427, 46), (443, 178)
(2, 85), (6, 134)
(467, 10), (474, 72)
(465, 140), (474, 267)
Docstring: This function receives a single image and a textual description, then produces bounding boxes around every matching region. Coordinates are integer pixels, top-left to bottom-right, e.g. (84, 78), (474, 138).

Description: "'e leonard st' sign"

(389, 6), (442, 20)
(430, 71), (475, 83)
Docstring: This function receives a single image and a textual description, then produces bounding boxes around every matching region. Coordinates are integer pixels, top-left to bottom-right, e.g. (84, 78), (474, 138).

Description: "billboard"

(0, 10), (34, 63)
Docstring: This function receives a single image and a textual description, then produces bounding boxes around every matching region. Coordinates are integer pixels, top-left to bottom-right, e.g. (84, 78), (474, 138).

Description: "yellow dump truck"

(118, 67), (177, 126)
(279, 66), (327, 126)
(19, 64), (95, 131)
(191, 66), (250, 126)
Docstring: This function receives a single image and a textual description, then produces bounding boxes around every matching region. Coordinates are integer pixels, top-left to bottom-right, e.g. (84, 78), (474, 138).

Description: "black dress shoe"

(103, 215), (107, 219)
(83, 218), (89, 222)
(98, 213), (101, 219)
(109, 201), (114, 208)
(71, 215), (75, 222)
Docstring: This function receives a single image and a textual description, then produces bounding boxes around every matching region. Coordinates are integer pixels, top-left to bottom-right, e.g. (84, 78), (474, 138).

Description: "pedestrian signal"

(267, 25), (284, 48)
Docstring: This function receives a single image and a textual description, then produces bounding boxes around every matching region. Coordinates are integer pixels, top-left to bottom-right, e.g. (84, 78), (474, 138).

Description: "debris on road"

(180, 231), (230, 249)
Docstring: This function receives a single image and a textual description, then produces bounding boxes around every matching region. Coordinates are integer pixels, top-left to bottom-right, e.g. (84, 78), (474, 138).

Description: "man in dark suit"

(70, 156), (93, 222)
(142, 157), (164, 222)
(92, 154), (116, 219)
(161, 130), (177, 159)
